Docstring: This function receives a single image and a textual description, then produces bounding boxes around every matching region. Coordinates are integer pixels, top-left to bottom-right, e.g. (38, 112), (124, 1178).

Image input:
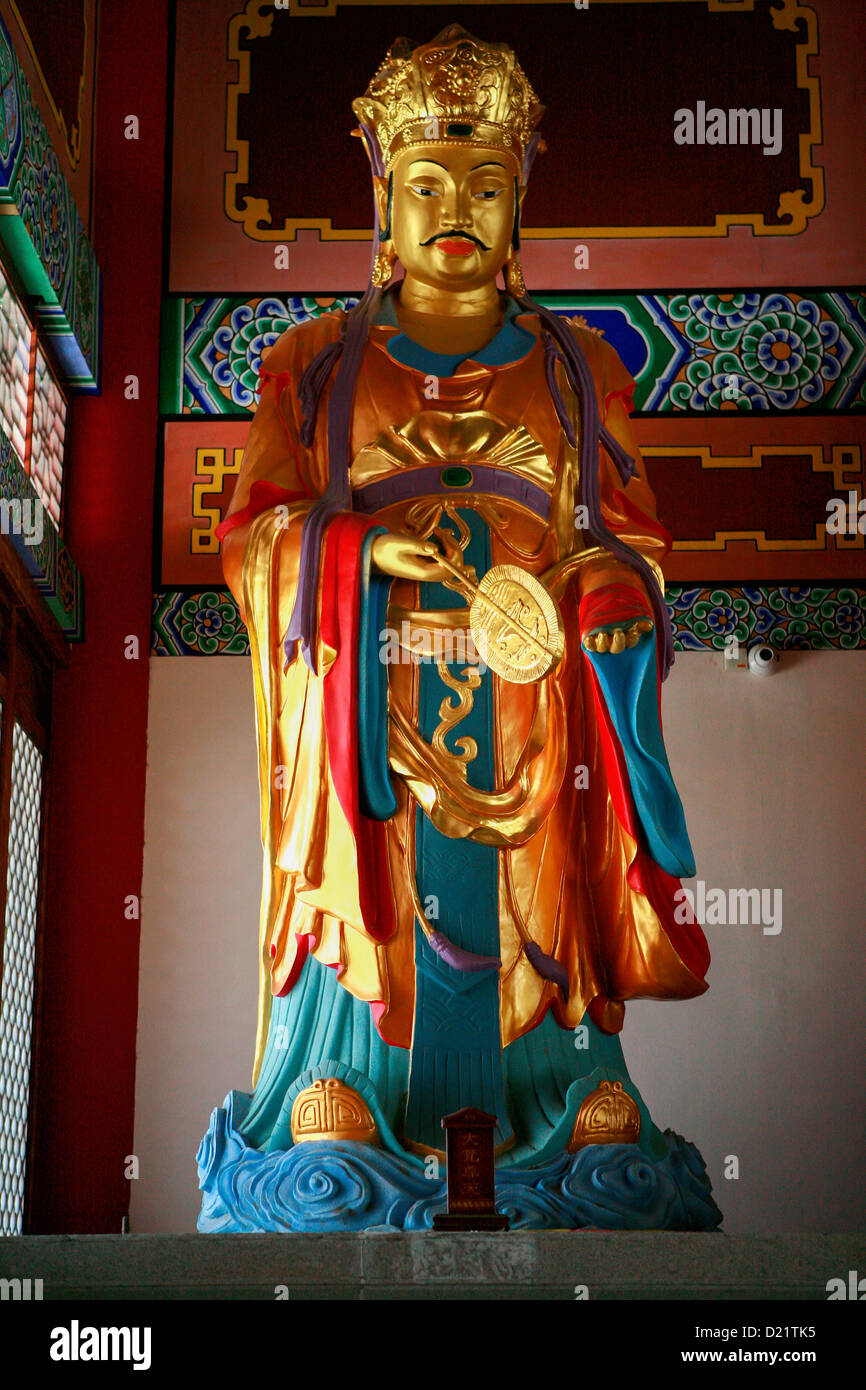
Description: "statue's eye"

(412, 186), (438, 197)
(475, 189), (502, 200)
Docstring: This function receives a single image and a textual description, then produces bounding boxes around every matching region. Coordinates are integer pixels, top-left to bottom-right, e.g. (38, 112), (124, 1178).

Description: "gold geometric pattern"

(567, 1080), (641, 1151)
(290, 1079), (379, 1145)
(647, 444), (864, 553)
(191, 446), (244, 554)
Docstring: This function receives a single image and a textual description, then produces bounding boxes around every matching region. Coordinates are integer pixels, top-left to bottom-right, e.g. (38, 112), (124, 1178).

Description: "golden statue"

(198, 25), (719, 1232)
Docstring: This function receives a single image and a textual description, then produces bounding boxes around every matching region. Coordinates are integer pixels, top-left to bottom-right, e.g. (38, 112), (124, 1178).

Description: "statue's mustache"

(421, 231), (491, 250)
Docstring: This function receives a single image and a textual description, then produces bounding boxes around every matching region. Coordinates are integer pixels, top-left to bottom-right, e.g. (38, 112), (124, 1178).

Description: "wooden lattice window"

(0, 263), (32, 464)
(0, 259), (68, 532)
(29, 348), (67, 528)
(0, 583), (51, 1235)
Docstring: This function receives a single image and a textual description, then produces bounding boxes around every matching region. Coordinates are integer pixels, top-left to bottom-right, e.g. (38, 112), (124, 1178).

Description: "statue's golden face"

(383, 143), (523, 292)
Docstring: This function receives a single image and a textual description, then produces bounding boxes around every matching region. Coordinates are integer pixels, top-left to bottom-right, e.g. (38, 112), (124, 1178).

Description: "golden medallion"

(469, 564), (564, 683)
(432, 552), (565, 684)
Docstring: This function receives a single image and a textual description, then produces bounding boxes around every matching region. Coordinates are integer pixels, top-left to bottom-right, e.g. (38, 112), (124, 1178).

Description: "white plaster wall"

(132, 651), (866, 1234)
(132, 657), (260, 1236)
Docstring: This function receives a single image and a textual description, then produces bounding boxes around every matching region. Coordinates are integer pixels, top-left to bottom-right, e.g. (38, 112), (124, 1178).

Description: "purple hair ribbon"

(529, 299), (674, 677)
(284, 124), (387, 674)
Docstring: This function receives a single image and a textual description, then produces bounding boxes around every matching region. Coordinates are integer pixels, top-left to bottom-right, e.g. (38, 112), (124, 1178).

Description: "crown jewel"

(352, 24), (544, 172)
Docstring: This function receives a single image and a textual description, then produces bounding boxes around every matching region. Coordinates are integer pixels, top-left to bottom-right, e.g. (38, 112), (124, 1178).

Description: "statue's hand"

(582, 617), (654, 655)
(370, 532), (454, 584)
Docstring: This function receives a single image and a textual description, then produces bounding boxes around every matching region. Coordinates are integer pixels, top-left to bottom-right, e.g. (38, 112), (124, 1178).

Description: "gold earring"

(505, 250), (526, 297)
(372, 241), (397, 287)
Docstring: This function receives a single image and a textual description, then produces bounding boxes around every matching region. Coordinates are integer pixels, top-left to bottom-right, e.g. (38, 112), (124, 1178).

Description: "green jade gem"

(441, 465), (473, 488)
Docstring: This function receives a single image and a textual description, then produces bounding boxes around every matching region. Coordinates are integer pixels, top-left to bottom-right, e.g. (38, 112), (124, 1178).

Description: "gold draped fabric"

(220, 308), (706, 1086)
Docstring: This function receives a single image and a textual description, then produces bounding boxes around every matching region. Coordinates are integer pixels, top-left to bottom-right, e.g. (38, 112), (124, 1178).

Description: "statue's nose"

(441, 187), (472, 227)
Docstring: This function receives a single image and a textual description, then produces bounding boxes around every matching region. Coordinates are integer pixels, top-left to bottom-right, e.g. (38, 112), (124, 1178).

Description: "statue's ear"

(353, 124), (393, 237)
(373, 173), (394, 239)
(372, 175), (389, 233)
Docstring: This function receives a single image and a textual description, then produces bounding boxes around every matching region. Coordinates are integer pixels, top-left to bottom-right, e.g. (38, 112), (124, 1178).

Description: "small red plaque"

(433, 1108), (509, 1232)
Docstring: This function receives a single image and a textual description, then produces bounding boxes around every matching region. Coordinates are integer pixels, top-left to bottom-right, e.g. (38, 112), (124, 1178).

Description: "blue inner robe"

(403, 507), (511, 1150)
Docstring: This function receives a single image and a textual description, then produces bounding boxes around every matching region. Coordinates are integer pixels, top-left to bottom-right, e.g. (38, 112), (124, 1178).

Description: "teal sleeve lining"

(358, 526), (398, 820)
(584, 632), (696, 878)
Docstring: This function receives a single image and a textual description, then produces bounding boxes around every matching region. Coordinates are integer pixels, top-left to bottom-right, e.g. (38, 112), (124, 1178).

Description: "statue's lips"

(434, 238), (477, 257)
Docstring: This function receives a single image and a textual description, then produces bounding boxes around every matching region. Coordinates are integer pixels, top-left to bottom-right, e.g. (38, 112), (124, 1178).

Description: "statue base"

(196, 1091), (722, 1233)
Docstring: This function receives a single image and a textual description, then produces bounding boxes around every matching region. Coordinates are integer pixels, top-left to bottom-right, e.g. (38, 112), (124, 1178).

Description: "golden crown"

(352, 24), (545, 172)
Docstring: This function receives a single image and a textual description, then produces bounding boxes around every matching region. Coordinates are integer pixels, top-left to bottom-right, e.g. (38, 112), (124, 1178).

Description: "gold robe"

(219, 304), (708, 1086)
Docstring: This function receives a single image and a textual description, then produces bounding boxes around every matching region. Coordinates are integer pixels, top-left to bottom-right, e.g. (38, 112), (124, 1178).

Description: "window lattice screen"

(29, 349), (67, 527)
(0, 264), (32, 464)
(0, 719), (44, 1235)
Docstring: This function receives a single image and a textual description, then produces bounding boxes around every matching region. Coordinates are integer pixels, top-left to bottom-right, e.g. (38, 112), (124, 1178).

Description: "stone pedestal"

(1, 1233), (863, 1300)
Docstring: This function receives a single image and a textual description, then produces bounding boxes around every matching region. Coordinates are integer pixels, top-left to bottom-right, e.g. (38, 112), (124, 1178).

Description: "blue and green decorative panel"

(152, 589), (250, 655)
(660, 293), (866, 413)
(538, 292), (866, 414)
(0, 423), (83, 639)
(667, 585), (866, 652)
(0, 12), (101, 390)
(152, 585), (866, 658)
(160, 290), (866, 419)
(159, 295), (360, 415)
